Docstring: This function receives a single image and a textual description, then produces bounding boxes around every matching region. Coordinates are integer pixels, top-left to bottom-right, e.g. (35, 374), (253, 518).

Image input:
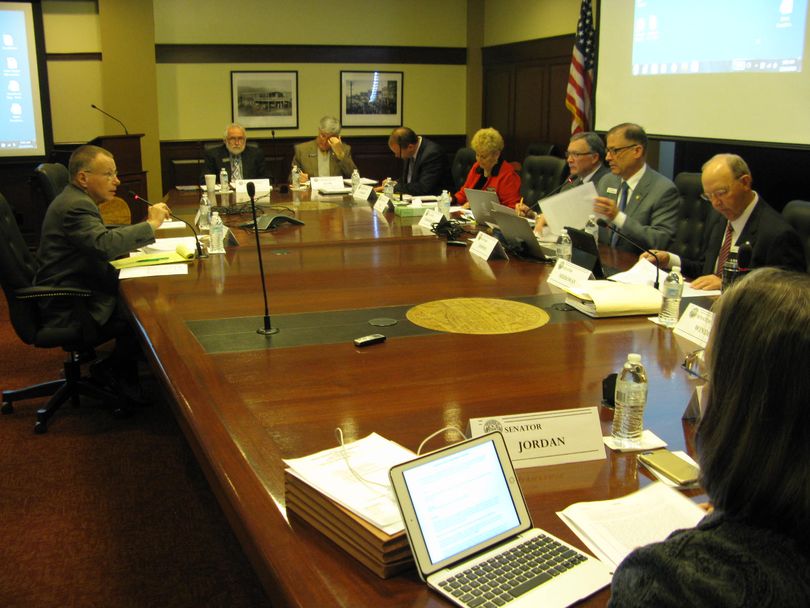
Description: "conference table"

(120, 188), (705, 607)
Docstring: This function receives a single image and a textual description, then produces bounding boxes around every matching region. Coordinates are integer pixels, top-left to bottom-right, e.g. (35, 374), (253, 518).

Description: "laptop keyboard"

(437, 533), (589, 608)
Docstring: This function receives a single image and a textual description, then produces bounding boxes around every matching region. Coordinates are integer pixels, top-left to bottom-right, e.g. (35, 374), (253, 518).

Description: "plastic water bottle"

(209, 211), (225, 254)
(584, 214), (599, 246)
(556, 228), (572, 261)
(659, 265), (683, 328)
(612, 353), (648, 446)
(351, 169), (361, 193)
(198, 192), (211, 230)
(383, 179), (395, 198)
(290, 163), (300, 190)
(438, 189), (452, 219)
(219, 168), (229, 192)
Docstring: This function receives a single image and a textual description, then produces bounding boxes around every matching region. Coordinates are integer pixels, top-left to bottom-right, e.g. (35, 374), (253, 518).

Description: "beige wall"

(482, 0), (579, 46)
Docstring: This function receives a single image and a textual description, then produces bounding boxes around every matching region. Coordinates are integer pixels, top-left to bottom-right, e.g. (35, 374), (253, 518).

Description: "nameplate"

(469, 407), (605, 469)
(469, 231), (507, 261)
(606, 186), (618, 195)
(673, 303), (713, 348)
(373, 194), (391, 214)
(547, 258), (591, 292)
(310, 176), (344, 191)
(353, 184), (373, 201)
(418, 208), (444, 230)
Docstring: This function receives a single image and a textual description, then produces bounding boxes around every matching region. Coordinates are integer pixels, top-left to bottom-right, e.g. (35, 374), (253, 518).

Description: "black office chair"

(519, 155), (568, 209)
(451, 147), (476, 191)
(526, 142), (559, 158)
(33, 162), (69, 206)
(782, 199), (810, 272)
(670, 172), (714, 261)
(0, 193), (123, 433)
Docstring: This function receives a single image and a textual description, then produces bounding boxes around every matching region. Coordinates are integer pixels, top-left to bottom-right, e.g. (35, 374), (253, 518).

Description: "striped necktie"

(231, 155), (243, 180)
(715, 222), (734, 276)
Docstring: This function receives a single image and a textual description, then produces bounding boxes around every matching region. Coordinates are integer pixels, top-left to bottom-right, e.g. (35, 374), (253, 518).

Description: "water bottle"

(556, 228), (572, 261)
(198, 192), (211, 230)
(290, 163), (300, 190)
(584, 214), (599, 246)
(351, 169), (361, 193)
(219, 168), (229, 192)
(612, 353), (648, 446)
(721, 246), (740, 292)
(438, 189), (452, 219)
(658, 266), (683, 328)
(209, 211), (225, 254)
(383, 179), (395, 198)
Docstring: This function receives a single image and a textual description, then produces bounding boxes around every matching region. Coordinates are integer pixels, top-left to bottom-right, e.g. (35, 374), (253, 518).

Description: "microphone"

(246, 181), (278, 336)
(270, 129), (277, 185)
(596, 218), (661, 289)
(528, 175), (574, 212)
(129, 191), (205, 259)
(90, 104), (129, 135)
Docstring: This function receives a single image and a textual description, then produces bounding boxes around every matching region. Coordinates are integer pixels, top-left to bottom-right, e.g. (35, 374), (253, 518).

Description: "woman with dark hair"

(608, 268), (810, 607)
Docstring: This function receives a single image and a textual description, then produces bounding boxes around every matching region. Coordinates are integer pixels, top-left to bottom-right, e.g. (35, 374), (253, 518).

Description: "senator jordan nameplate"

(469, 407), (605, 469)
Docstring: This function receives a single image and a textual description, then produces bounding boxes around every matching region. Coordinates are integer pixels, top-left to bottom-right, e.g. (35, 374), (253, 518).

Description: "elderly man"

(594, 123), (680, 252)
(35, 145), (170, 397)
(517, 131), (610, 222)
(378, 126), (452, 196)
(292, 115), (357, 182)
(643, 154), (805, 290)
(204, 123), (268, 181)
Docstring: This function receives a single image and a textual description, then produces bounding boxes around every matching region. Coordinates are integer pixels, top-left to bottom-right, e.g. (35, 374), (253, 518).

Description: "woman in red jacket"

(453, 127), (522, 209)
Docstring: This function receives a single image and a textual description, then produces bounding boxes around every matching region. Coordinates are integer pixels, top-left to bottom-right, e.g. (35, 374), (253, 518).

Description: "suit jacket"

(293, 139), (357, 178)
(680, 197), (806, 279)
(395, 137), (453, 196)
(597, 166), (681, 252)
(34, 184), (155, 328)
(562, 163), (611, 192)
(204, 144), (268, 181)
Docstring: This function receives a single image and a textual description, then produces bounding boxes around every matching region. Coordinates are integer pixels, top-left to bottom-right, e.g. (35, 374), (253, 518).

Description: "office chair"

(782, 200), (810, 272)
(0, 193), (124, 433)
(525, 141), (559, 158)
(670, 172), (713, 262)
(33, 162), (69, 206)
(519, 155), (567, 209)
(451, 147), (476, 191)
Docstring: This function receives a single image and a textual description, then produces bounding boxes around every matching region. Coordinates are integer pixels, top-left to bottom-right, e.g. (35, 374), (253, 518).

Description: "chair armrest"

(15, 285), (93, 300)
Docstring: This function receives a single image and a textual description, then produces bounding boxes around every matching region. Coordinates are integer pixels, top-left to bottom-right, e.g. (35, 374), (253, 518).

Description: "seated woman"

(608, 268), (810, 607)
(453, 128), (521, 209)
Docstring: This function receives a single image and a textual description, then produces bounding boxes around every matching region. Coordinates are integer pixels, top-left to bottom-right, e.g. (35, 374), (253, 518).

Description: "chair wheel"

(34, 420), (47, 434)
(1, 401), (13, 414)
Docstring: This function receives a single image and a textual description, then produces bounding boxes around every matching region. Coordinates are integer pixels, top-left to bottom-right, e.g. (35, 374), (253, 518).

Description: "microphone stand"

(596, 218), (660, 289)
(129, 191), (206, 259)
(90, 104), (129, 135)
(246, 181), (278, 336)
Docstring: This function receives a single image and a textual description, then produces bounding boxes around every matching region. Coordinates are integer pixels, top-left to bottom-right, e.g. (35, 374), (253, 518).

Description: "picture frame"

(340, 71), (403, 128)
(231, 71), (298, 129)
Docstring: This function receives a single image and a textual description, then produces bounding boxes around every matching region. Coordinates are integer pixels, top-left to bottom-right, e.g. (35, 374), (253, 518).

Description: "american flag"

(565, 0), (596, 134)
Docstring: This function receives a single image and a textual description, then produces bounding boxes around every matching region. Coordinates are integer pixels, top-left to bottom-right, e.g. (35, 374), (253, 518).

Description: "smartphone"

(638, 450), (699, 485)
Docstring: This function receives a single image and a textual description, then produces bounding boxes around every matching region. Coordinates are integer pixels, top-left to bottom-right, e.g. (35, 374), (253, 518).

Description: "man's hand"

(328, 136), (346, 160)
(533, 213), (548, 235)
(640, 250), (671, 268)
(147, 202), (170, 231)
(691, 274), (722, 291)
(298, 171), (309, 184)
(593, 195), (619, 221)
(515, 200), (535, 219)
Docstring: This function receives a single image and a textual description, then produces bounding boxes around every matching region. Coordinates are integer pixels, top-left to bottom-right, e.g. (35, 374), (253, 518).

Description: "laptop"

(566, 226), (612, 279)
(492, 210), (556, 261)
(466, 189), (515, 227)
(390, 432), (612, 608)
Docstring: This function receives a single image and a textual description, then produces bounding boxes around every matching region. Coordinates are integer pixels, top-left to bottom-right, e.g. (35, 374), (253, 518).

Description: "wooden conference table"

(120, 189), (704, 607)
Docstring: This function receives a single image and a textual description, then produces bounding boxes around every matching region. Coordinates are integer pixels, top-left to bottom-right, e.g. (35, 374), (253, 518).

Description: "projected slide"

(632, 0), (807, 76)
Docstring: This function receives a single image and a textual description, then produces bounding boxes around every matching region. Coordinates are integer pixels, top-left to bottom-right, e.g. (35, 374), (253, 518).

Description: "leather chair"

(451, 147), (476, 191)
(33, 162), (69, 206)
(0, 193), (123, 433)
(782, 200), (810, 272)
(519, 155), (567, 209)
(526, 142), (559, 158)
(670, 172), (714, 261)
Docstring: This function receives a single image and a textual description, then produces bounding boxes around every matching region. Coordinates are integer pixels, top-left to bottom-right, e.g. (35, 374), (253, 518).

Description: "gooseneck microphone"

(246, 181), (278, 336)
(129, 191), (205, 259)
(596, 218), (661, 289)
(90, 104), (129, 135)
(528, 175), (574, 212)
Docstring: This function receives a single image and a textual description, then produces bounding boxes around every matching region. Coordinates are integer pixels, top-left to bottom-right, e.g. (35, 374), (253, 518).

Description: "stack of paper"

(565, 280), (663, 317)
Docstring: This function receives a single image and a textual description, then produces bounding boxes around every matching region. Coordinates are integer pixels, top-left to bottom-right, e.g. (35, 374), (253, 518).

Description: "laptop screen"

(400, 438), (522, 565)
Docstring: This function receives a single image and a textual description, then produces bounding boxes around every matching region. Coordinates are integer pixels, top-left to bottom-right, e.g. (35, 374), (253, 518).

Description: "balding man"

(380, 127), (452, 196)
(643, 154), (805, 290)
(293, 115), (357, 181)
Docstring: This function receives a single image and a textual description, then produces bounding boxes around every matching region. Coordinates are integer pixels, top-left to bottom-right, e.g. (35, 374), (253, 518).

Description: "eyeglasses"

(226, 136), (246, 143)
(84, 170), (118, 180)
(605, 144), (638, 156)
(566, 150), (595, 158)
(682, 348), (709, 381)
(700, 177), (744, 201)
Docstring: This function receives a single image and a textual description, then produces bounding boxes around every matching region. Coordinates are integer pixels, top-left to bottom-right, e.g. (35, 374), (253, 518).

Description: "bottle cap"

(672, 266), (681, 273)
(628, 353), (641, 363)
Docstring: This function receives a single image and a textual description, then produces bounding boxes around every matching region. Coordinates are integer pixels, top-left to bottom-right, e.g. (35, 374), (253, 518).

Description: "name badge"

(547, 258), (592, 292)
(606, 186), (618, 195)
(469, 231), (507, 261)
(469, 407), (605, 469)
(674, 303), (714, 348)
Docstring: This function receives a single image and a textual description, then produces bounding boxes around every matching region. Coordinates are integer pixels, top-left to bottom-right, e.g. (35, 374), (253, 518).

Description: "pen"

(136, 256), (170, 263)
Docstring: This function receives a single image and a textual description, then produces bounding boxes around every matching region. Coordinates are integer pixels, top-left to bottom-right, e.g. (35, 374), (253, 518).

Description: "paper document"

(155, 219), (188, 231)
(283, 433), (416, 535)
(142, 236), (198, 254)
(119, 263), (189, 279)
(565, 280), (663, 318)
(558, 482), (704, 571)
(541, 182), (598, 236)
(609, 259), (720, 297)
(343, 177), (378, 186)
(111, 249), (192, 269)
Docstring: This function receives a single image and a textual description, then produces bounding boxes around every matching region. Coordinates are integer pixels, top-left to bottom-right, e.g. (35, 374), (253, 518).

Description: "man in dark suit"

(644, 154), (806, 290)
(380, 127), (452, 196)
(204, 123), (268, 181)
(594, 123), (680, 252)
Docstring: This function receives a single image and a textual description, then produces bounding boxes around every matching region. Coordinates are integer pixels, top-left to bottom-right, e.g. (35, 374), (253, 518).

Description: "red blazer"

(453, 159), (522, 209)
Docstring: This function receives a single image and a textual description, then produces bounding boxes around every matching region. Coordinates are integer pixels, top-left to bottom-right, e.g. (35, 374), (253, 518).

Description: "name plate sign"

(469, 407), (605, 469)
(673, 303), (714, 348)
(353, 184), (373, 201)
(547, 258), (592, 292)
(469, 231), (507, 261)
(373, 194), (391, 214)
(418, 208), (444, 230)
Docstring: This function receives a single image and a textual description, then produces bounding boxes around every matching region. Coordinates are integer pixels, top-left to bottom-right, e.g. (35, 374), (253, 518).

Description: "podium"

(90, 134), (147, 223)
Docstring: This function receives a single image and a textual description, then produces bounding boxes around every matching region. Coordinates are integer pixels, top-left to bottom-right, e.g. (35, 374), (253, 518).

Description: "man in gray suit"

(594, 123), (680, 252)
(292, 115), (358, 182)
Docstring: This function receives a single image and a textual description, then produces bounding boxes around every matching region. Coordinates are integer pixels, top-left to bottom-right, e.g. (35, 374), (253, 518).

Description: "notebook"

(492, 211), (556, 261)
(389, 432), (611, 608)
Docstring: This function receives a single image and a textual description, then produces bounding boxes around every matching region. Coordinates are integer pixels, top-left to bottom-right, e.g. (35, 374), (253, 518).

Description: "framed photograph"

(231, 71), (298, 129)
(340, 71), (403, 128)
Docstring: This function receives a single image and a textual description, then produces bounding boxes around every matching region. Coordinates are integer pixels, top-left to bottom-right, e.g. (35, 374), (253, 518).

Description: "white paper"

(541, 182), (598, 236)
(155, 219), (188, 231)
(310, 176), (347, 193)
(610, 259), (721, 298)
(119, 263), (189, 279)
(142, 236), (198, 253)
(343, 177), (378, 186)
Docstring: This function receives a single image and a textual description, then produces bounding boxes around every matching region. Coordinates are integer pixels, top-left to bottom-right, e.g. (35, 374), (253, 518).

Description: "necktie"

(231, 155), (243, 181)
(610, 182), (630, 247)
(715, 222), (734, 276)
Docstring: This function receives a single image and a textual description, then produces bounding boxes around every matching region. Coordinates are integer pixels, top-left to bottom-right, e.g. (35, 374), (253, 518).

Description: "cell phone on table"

(638, 449), (699, 486)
